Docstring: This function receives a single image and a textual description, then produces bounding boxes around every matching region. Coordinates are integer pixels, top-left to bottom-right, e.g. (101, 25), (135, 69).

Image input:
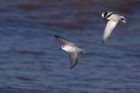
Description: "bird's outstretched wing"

(54, 35), (74, 45)
(102, 21), (118, 43)
(69, 52), (79, 69)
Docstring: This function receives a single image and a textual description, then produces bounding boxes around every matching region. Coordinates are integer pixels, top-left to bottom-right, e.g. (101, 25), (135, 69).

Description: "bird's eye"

(121, 18), (124, 20)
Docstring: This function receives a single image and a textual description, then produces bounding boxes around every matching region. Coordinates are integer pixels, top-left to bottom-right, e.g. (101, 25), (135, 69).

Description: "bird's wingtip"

(54, 35), (59, 38)
(70, 65), (74, 70)
(70, 62), (77, 70)
(70, 67), (73, 70)
(101, 40), (105, 46)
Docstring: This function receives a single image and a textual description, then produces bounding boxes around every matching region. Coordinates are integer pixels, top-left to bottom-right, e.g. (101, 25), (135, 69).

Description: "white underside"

(103, 21), (118, 41)
(62, 45), (80, 53)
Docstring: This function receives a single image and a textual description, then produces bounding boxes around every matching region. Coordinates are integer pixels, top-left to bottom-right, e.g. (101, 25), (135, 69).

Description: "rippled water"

(0, 0), (140, 93)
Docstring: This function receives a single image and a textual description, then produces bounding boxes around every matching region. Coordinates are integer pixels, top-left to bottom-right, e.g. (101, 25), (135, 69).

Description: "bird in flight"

(101, 11), (126, 44)
(54, 35), (85, 69)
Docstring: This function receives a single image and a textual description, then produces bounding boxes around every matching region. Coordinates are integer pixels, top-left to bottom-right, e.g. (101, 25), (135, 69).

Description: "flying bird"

(101, 11), (126, 44)
(54, 35), (85, 69)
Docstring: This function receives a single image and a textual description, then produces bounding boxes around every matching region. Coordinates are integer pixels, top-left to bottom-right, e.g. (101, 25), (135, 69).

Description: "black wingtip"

(70, 65), (74, 70)
(101, 40), (104, 46)
(70, 63), (77, 70)
(70, 62), (76, 69)
(54, 35), (63, 39)
(54, 35), (59, 38)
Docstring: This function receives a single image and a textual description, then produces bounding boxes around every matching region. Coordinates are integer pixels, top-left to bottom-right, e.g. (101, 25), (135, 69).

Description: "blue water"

(0, 0), (140, 93)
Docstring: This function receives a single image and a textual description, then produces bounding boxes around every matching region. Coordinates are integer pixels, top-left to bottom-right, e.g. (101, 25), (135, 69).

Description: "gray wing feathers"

(55, 35), (74, 45)
(103, 21), (118, 42)
(69, 52), (79, 69)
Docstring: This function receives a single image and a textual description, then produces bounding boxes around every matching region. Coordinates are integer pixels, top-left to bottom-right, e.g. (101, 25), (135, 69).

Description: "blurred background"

(0, 0), (140, 93)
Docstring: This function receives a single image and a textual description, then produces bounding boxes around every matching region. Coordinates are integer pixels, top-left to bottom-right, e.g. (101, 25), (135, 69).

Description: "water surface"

(0, 0), (140, 93)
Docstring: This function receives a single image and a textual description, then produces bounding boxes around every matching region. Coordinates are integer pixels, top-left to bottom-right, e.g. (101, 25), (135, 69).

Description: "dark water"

(0, 0), (140, 93)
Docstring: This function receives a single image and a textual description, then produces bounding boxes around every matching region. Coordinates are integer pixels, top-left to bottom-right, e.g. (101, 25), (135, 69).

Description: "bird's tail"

(81, 50), (86, 53)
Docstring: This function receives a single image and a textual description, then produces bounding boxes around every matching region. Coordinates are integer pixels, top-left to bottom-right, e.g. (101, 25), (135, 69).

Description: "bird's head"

(101, 11), (108, 18)
(120, 16), (126, 23)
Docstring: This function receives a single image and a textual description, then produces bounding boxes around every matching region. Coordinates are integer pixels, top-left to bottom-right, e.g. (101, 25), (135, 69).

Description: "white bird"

(101, 11), (126, 44)
(54, 35), (85, 69)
